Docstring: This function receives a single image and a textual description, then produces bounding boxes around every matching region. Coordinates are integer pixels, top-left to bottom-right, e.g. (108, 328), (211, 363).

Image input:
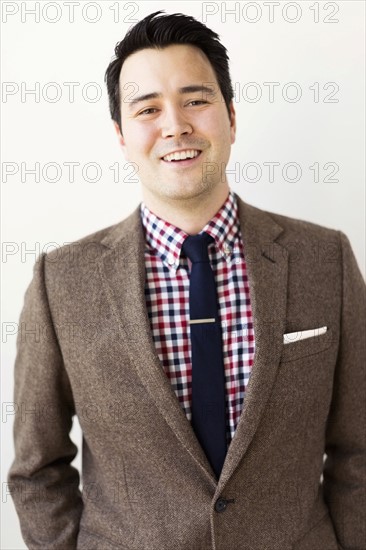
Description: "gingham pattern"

(140, 189), (255, 445)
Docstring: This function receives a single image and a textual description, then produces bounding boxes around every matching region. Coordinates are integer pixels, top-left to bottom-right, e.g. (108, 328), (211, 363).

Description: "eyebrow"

(126, 85), (218, 109)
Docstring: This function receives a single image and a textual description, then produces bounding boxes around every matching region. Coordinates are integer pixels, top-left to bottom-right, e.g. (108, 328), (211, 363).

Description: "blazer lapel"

(97, 193), (289, 488)
(98, 205), (216, 484)
(217, 193), (289, 490)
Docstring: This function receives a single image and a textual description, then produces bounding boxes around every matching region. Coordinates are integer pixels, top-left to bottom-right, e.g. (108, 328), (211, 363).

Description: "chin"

(163, 184), (211, 200)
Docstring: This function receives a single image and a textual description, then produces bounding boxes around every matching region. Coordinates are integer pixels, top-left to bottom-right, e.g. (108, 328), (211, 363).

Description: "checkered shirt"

(139, 189), (255, 445)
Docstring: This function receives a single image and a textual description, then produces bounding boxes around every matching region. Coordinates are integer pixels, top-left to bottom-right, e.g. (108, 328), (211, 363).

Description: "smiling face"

(114, 44), (236, 211)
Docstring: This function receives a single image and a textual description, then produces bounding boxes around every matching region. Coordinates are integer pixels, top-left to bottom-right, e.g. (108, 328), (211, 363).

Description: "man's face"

(114, 44), (236, 204)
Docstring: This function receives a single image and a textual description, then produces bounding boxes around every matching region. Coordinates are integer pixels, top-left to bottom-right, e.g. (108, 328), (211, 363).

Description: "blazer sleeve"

(7, 252), (83, 549)
(323, 231), (366, 548)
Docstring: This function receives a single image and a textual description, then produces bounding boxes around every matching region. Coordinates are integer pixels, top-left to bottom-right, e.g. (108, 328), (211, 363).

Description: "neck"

(141, 183), (230, 235)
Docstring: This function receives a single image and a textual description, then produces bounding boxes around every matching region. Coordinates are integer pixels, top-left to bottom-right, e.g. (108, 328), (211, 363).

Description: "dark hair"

(104, 10), (234, 134)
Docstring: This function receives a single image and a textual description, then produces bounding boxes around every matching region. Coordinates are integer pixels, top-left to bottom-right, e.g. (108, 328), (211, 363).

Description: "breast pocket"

(280, 327), (336, 362)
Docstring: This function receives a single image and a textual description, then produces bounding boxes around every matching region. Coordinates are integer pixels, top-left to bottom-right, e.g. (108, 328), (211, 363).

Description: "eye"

(187, 100), (208, 106)
(137, 108), (158, 116)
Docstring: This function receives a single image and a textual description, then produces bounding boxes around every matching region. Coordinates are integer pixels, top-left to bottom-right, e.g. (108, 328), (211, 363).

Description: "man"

(8, 10), (365, 550)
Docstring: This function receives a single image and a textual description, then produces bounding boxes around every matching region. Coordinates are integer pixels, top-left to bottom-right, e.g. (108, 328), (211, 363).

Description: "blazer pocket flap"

(281, 327), (335, 362)
(293, 512), (339, 549)
(77, 528), (122, 549)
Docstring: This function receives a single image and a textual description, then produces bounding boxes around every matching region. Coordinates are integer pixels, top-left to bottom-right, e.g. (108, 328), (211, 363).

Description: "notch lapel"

(97, 194), (289, 488)
(98, 205), (217, 485)
(217, 194), (289, 491)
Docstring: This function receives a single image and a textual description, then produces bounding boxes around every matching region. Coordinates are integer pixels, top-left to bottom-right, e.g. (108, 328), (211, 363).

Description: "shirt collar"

(140, 189), (240, 273)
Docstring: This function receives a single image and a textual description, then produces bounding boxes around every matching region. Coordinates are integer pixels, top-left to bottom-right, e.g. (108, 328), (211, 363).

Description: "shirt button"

(214, 497), (228, 513)
(168, 255), (175, 265)
(223, 245), (232, 257)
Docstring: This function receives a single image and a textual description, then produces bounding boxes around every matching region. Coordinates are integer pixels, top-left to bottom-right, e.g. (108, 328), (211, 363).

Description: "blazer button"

(215, 497), (228, 513)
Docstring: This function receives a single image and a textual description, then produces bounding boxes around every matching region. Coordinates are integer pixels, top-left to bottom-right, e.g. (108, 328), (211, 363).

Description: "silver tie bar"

(189, 318), (216, 324)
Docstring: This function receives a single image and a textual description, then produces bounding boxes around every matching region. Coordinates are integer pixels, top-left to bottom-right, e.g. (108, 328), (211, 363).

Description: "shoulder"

(235, 193), (342, 253)
(45, 205), (139, 263)
(38, 204), (141, 284)
(251, 201), (340, 241)
(234, 195), (352, 271)
(260, 207), (358, 265)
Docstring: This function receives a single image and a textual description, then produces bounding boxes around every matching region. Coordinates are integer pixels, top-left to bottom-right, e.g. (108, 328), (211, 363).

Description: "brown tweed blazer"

(8, 193), (366, 550)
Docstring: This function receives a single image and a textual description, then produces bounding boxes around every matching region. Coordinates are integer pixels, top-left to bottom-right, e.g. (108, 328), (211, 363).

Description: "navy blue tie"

(182, 232), (227, 479)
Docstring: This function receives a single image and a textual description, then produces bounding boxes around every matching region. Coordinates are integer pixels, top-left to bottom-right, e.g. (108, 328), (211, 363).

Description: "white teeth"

(162, 149), (200, 162)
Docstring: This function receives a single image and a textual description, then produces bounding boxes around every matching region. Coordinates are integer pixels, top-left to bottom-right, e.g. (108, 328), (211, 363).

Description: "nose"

(161, 106), (193, 138)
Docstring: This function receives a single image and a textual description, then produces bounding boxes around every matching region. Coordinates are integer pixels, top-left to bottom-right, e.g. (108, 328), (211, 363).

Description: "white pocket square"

(283, 326), (327, 344)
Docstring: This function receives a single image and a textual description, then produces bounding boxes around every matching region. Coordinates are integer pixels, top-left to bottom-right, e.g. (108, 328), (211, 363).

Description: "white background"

(2, 1), (365, 547)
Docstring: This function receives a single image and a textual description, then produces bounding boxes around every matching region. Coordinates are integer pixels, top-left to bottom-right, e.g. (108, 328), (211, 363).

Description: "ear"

(228, 100), (236, 145)
(113, 121), (128, 158)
